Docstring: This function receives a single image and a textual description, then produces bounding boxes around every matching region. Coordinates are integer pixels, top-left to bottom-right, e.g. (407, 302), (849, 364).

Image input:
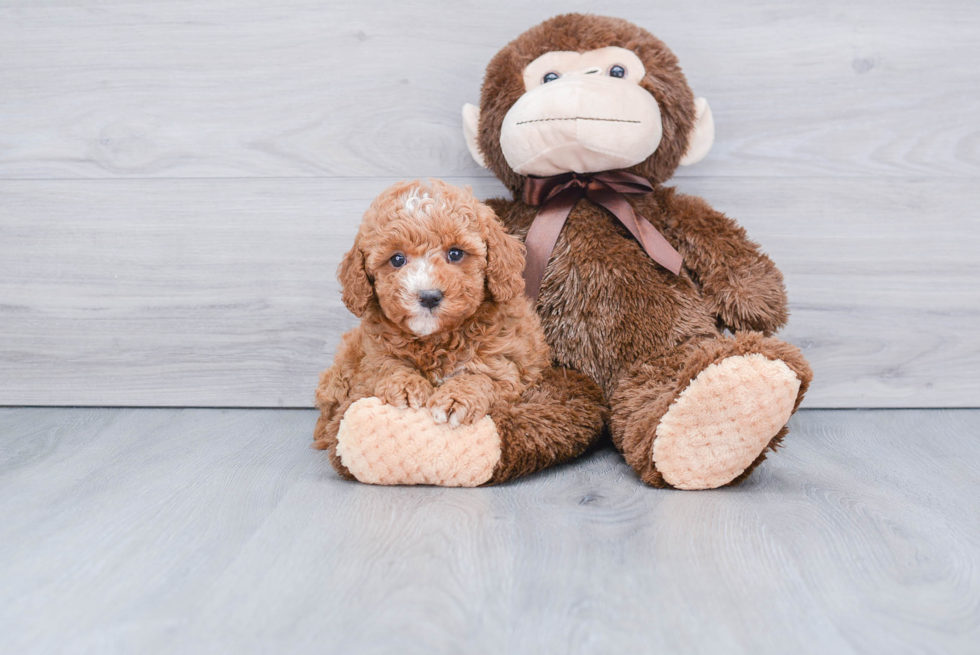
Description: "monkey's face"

(462, 14), (715, 190)
(499, 47), (663, 177)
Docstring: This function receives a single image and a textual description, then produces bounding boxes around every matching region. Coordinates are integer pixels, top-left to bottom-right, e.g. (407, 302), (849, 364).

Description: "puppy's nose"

(418, 289), (443, 309)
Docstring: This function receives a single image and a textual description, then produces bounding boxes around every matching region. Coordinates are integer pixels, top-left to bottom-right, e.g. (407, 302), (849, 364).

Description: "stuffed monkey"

(461, 14), (813, 489)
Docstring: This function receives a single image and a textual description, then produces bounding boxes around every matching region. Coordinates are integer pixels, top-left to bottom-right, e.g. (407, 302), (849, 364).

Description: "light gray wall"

(1, 0), (977, 407)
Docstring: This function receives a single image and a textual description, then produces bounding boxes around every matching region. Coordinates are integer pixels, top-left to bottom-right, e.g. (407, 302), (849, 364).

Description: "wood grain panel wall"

(0, 0), (977, 407)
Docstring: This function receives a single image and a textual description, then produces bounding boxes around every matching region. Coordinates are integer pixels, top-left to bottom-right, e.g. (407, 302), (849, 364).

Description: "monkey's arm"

(663, 191), (789, 335)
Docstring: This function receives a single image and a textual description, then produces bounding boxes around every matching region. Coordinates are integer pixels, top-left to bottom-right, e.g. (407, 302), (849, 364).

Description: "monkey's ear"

(679, 97), (715, 166)
(480, 204), (525, 302)
(462, 103), (488, 169)
(337, 238), (373, 317)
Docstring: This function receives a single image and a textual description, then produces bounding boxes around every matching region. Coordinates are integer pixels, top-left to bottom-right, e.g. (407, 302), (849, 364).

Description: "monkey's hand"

(701, 259), (788, 335)
(661, 192), (790, 336)
(376, 372), (434, 410)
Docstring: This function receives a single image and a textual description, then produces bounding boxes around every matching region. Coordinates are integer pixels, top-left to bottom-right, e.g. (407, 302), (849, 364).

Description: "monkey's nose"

(418, 289), (443, 309)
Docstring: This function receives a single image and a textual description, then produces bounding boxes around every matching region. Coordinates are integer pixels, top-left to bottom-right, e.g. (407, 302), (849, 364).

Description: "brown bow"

(521, 170), (683, 301)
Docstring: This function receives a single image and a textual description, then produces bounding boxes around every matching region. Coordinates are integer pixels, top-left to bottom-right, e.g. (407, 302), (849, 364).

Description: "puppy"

(314, 179), (549, 441)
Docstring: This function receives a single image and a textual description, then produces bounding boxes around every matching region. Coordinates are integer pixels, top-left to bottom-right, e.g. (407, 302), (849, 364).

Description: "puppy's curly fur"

(314, 180), (550, 459)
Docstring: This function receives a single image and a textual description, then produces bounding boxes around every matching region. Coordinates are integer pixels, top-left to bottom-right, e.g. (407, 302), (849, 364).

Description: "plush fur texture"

(485, 366), (606, 484)
(473, 14), (814, 489)
(313, 180), (606, 485)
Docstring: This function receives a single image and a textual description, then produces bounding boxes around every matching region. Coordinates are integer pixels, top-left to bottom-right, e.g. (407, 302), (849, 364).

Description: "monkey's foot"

(335, 397), (501, 487)
(653, 354), (801, 490)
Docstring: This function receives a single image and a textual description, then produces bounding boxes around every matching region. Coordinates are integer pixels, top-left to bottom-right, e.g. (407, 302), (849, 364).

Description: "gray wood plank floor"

(1, 408), (978, 654)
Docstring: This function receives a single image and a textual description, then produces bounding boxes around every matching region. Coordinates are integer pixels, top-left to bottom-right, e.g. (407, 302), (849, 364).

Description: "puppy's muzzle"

(418, 289), (443, 310)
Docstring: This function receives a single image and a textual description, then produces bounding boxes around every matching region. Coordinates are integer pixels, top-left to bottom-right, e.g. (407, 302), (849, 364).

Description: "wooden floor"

(1, 408), (977, 654)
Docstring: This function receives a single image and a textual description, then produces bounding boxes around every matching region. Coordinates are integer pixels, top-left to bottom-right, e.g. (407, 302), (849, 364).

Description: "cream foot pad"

(335, 397), (502, 487)
(653, 354), (801, 490)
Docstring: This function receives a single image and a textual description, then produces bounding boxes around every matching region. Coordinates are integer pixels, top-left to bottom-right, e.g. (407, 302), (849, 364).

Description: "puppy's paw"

(427, 389), (489, 428)
(377, 374), (434, 410)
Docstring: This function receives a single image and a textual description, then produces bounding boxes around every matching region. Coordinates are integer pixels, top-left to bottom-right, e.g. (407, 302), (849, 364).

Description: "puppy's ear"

(337, 237), (373, 317)
(480, 204), (526, 302)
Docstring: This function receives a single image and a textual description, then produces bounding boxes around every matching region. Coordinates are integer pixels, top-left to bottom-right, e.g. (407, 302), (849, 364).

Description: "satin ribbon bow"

(521, 170), (683, 301)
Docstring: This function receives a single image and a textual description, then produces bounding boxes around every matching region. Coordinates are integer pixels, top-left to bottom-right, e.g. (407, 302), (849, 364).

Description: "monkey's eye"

(542, 71), (560, 84)
(447, 247), (465, 263)
(609, 65), (626, 78)
(390, 253), (406, 268)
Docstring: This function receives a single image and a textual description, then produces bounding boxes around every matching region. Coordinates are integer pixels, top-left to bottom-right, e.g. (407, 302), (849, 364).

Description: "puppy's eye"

(542, 71), (560, 84)
(447, 248), (464, 263)
(389, 253), (406, 268)
(608, 65), (626, 78)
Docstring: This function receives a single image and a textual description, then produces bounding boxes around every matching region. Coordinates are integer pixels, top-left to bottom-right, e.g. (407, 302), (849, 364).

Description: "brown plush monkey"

(461, 14), (813, 489)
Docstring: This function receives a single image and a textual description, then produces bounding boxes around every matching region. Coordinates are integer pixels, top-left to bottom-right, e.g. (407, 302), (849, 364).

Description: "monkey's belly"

(539, 216), (716, 393)
(495, 199), (717, 393)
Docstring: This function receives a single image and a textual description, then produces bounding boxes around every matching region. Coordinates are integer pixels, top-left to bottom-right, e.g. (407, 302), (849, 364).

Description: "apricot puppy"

(315, 179), (548, 434)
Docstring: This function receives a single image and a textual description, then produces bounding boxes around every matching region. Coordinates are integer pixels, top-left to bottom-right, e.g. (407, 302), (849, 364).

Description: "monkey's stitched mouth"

(515, 117), (642, 126)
